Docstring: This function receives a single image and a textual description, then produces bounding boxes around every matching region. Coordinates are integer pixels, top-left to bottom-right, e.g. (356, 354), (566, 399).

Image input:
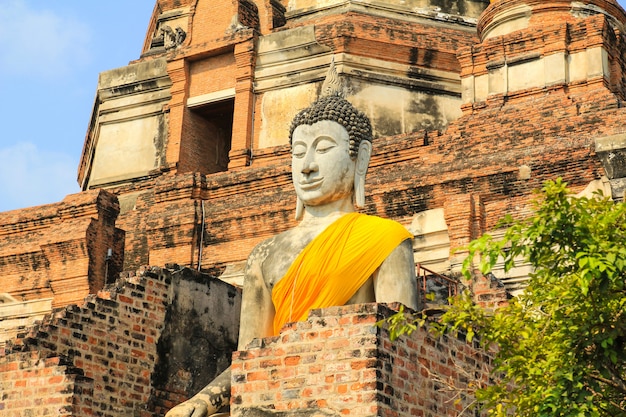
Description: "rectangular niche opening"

(187, 97), (235, 174)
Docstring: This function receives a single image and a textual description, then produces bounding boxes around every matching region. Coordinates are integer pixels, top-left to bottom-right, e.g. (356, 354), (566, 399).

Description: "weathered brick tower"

(1, 0), (626, 415)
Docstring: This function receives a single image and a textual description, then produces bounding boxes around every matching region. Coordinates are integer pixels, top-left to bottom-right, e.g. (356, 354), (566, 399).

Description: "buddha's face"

(291, 120), (355, 208)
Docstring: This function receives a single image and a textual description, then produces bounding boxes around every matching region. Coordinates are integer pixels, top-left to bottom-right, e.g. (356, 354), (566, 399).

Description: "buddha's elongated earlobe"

(354, 140), (372, 208)
(295, 196), (304, 220)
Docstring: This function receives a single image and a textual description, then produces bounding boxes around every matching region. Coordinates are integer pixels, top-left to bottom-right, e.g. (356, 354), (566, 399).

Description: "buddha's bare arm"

(374, 239), (419, 310)
(238, 241), (276, 349)
(165, 245), (275, 417)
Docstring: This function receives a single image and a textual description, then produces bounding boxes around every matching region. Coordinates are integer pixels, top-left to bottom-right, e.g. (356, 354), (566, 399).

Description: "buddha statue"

(165, 61), (418, 417)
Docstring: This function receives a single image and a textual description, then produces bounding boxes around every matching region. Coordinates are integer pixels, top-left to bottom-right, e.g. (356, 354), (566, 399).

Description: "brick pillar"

(165, 59), (189, 172)
(231, 303), (492, 417)
(444, 193), (509, 307)
(443, 193), (484, 274)
(229, 39), (257, 169)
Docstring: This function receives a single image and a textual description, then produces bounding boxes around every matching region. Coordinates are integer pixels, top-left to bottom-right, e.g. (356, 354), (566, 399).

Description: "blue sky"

(1, 0), (626, 212)
(0, 0), (154, 212)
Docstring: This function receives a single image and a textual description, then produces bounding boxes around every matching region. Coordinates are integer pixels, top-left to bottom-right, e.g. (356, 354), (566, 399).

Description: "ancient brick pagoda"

(1, 0), (626, 416)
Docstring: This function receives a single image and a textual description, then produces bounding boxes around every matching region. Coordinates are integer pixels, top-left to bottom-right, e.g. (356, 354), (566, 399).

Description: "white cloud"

(0, 142), (80, 212)
(0, 0), (92, 79)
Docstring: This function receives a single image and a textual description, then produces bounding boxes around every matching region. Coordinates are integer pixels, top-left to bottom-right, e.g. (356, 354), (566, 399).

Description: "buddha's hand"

(164, 398), (209, 417)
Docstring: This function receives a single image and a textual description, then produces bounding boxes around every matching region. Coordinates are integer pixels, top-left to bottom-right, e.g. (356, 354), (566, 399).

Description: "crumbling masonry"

(1, 0), (626, 415)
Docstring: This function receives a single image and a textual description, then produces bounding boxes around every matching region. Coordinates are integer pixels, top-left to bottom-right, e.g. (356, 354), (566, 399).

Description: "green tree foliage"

(387, 179), (626, 416)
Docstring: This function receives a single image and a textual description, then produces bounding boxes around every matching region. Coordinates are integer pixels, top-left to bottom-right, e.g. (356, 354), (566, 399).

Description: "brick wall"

(231, 303), (492, 417)
(0, 189), (123, 308)
(0, 266), (241, 417)
(312, 12), (477, 73)
(188, 54), (236, 98)
(0, 351), (92, 417)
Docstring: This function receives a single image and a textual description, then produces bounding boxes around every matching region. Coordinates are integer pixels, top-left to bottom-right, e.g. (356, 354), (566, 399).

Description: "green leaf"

(423, 179), (626, 416)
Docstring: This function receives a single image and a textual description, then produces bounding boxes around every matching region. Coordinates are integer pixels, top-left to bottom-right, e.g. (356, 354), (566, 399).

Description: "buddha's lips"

(299, 178), (323, 190)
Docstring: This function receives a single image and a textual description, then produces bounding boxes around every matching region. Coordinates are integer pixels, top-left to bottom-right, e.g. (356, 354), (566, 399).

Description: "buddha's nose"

(301, 160), (319, 174)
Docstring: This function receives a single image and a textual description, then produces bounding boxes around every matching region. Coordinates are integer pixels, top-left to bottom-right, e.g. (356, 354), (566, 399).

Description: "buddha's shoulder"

(246, 229), (290, 260)
(247, 225), (320, 265)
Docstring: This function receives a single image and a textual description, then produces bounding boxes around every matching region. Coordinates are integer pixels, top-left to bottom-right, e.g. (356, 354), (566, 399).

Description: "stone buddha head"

(289, 62), (373, 220)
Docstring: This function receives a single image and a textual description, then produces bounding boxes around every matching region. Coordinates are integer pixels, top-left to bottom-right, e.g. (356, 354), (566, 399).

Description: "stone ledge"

(595, 133), (626, 180)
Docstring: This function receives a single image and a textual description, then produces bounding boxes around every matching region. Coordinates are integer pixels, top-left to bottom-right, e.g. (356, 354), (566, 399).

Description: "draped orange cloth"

(271, 212), (412, 335)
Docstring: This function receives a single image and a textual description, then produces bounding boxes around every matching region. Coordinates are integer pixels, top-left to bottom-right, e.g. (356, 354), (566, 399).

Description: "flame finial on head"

(289, 56), (372, 155)
(320, 56), (343, 97)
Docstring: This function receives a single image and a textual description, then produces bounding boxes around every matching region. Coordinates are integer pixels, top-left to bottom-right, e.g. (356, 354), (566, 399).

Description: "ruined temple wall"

(0, 189), (123, 308)
(188, 54), (237, 98)
(189, 0), (240, 43)
(104, 1), (625, 281)
(0, 267), (241, 417)
(461, 16), (626, 108)
(252, 11), (479, 152)
(0, 269), (169, 416)
(111, 74), (616, 279)
(83, 0), (486, 185)
(2, 3), (626, 415)
(0, 351), (92, 417)
(231, 303), (491, 417)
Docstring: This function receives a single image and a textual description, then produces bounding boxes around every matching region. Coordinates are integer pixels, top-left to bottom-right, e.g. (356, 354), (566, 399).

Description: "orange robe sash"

(271, 212), (412, 335)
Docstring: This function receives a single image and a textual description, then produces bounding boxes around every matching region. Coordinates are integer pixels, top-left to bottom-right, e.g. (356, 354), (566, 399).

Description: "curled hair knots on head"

(289, 94), (373, 158)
